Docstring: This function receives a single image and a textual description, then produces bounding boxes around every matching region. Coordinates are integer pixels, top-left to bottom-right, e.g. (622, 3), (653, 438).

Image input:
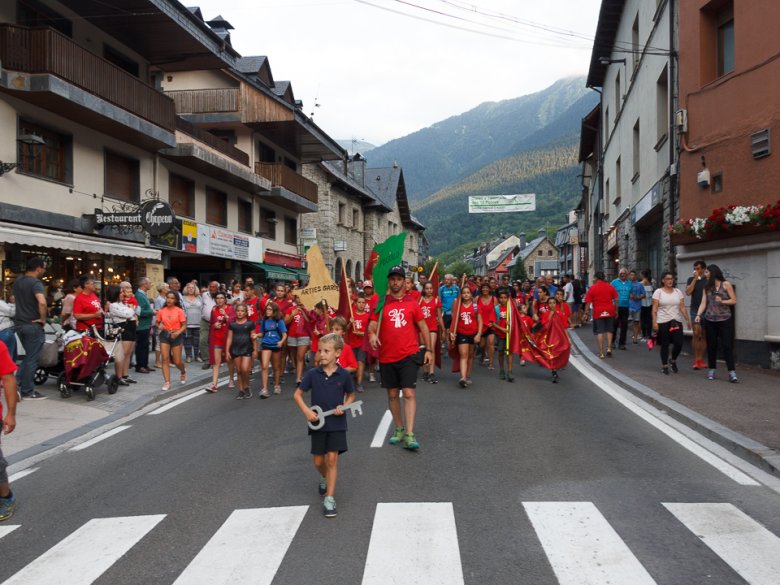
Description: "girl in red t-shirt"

(347, 295), (370, 391)
(208, 292), (234, 391)
(419, 282), (442, 383)
(449, 287), (482, 388)
(157, 292), (187, 391)
(477, 282), (497, 370)
(285, 297), (313, 385)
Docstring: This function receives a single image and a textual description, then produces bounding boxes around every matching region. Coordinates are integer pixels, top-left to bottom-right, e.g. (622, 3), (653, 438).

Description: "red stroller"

(60, 327), (121, 401)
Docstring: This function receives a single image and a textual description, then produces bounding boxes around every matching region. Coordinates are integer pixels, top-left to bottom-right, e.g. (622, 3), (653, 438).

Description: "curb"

(569, 331), (780, 478)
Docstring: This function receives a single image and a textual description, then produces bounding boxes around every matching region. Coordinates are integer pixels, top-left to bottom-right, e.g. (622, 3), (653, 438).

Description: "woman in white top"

(652, 271), (692, 375)
(0, 295), (16, 358)
(106, 285), (136, 385)
(181, 282), (204, 363)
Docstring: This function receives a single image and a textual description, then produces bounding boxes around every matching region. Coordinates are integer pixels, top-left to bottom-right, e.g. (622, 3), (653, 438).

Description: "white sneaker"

(369, 373), (376, 383)
(273, 385), (282, 395)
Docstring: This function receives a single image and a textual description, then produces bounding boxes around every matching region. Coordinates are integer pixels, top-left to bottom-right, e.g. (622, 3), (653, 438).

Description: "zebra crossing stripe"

(0, 514), (165, 585)
(523, 501), (658, 585)
(0, 525), (20, 541)
(664, 503), (780, 585)
(362, 502), (465, 585)
(172, 506), (308, 585)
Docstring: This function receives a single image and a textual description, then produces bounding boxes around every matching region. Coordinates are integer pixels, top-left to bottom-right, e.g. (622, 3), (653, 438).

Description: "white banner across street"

(468, 194), (536, 213)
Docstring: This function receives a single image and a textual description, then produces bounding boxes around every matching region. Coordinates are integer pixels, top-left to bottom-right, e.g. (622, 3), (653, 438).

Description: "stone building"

(506, 231), (559, 280)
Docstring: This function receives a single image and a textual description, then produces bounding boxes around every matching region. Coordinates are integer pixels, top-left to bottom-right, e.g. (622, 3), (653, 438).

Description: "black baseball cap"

(387, 265), (405, 278)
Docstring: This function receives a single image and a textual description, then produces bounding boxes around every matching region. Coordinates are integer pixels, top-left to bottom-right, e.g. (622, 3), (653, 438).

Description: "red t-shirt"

(73, 292), (103, 331)
(454, 301), (479, 336)
(274, 297), (293, 315)
(337, 343), (358, 370)
(364, 293), (380, 314)
(347, 310), (370, 348)
(494, 303), (508, 339)
(244, 295), (263, 323)
(556, 302), (572, 321)
(419, 296), (440, 331)
(477, 296), (497, 333)
(370, 295), (425, 363)
(407, 289), (421, 301)
(584, 280), (618, 319)
(285, 304), (312, 338)
(0, 341), (18, 419)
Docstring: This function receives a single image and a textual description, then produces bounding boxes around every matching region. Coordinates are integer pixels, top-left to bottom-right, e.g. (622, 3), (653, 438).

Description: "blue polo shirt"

(629, 281), (645, 312)
(611, 278), (632, 308)
(300, 365), (354, 432)
(439, 284), (460, 315)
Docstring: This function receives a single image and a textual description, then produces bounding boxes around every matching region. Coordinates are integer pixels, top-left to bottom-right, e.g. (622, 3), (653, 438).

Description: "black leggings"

(613, 307), (629, 346)
(657, 321), (683, 366)
(640, 306), (653, 338)
(704, 317), (735, 371)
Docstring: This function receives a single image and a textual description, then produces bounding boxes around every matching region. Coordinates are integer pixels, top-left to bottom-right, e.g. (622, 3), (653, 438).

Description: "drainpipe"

(668, 0), (678, 274)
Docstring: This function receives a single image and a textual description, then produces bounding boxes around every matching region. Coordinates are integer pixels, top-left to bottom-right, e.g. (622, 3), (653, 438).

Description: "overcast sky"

(191, 0), (602, 145)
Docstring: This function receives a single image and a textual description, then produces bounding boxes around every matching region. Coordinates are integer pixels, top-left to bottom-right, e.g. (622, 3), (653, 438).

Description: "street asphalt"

(2, 351), (779, 584)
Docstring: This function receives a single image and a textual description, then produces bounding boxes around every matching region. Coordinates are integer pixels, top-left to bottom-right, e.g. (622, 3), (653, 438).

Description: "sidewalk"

(2, 362), (216, 464)
(570, 328), (780, 477)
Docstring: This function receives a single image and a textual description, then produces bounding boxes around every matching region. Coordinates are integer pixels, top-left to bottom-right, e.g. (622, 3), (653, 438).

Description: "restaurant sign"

(94, 200), (176, 236)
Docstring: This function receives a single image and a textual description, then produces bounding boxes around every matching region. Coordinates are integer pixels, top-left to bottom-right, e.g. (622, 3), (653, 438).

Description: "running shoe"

(205, 384), (217, 393)
(161, 382), (171, 391)
(368, 373), (376, 383)
(122, 376), (137, 384)
(273, 385), (282, 395)
(670, 361), (679, 373)
(551, 370), (559, 383)
(507, 373), (515, 382)
(661, 366), (670, 375)
(388, 426), (405, 444)
(465, 378), (473, 386)
(707, 369), (716, 380)
(245, 388), (253, 399)
(428, 376), (438, 384)
(422, 372), (430, 382)
(260, 388), (270, 399)
(458, 378), (467, 388)
(318, 476), (327, 496)
(403, 433), (420, 450)
(180, 371), (187, 384)
(499, 369), (506, 380)
(227, 379), (235, 389)
(520, 360), (526, 367)
(728, 371), (739, 383)
(323, 496), (337, 518)
(0, 494), (16, 521)
(356, 384), (365, 393)
(118, 378), (130, 386)
(236, 390), (246, 400)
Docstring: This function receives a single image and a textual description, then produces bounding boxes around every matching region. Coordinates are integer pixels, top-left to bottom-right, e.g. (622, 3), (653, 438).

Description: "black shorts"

(455, 333), (476, 345)
(379, 355), (418, 389)
(159, 330), (184, 347)
(442, 313), (453, 330)
(495, 336), (507, 352)
(261, 345), (282, 353)
(593, 317), (615, 335)
(310, 430), (348, 455)
(120, 321), (137, 342)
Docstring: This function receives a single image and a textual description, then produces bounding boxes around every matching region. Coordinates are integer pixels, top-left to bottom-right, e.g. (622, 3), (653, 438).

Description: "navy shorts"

(310, 430), (348, 455)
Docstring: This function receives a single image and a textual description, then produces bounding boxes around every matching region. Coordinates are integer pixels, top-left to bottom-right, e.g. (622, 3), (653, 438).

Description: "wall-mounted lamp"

(598, 57), (627, 65)
(0, 134), (47, 176)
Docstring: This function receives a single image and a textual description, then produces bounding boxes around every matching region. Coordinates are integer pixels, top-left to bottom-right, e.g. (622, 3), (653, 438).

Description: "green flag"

(370, 231), (407, 315)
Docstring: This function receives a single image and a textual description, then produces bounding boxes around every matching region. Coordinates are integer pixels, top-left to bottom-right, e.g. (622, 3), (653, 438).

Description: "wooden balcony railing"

(0, 24), (175, 131)
(175, 117), (249, 166)
(166, 88), (240, 114)
(255, 163), (318, 204)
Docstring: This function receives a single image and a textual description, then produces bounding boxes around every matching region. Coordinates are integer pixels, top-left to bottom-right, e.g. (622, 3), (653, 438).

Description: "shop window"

(285, 216), (297, 245)
(105, 150), (139, 203)
(17, 0), (72, 37)
(17, 119), (71, 184)
(205, 187), (227, 226)
(168, 173), (194, 218)
(238, 199), (252, 233)
(259, 208), (276, 239)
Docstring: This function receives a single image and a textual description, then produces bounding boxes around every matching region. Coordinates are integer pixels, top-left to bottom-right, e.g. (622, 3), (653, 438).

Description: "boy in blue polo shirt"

(294, 333), (355, 518)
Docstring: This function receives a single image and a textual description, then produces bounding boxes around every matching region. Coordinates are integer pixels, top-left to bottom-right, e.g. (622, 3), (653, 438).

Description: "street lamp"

(0, 133), (47, 176)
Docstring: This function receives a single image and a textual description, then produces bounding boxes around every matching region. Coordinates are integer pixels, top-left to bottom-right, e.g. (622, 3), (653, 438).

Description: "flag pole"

(449, 274), (467, 347)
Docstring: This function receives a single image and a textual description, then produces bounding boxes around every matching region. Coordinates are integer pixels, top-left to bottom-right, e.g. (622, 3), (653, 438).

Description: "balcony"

(255, 162), (318, 213)
(0, 24), (176, 149)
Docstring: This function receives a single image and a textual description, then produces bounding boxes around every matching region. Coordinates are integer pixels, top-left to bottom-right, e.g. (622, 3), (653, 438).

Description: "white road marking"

(569, 356), (759, 485)
(1, 514), (165, 585)
(362, 502), (465, 585)
(664, 502), (780, 585)
(172, 506), (308, 585)
(148, 388), (207, 415)
(370, 410), (394, 448)
(7, 467), (38, 483)
(0, 525), (20, 541)
(524, 501), (657, 585)
(69, 425), (131, 452)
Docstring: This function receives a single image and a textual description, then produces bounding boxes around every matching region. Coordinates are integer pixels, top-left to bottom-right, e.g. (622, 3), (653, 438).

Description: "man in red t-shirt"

(368, 266), (432, 451)
(584, 271), (618, 358)
(72, 277), (104, 333)
(0, 341), (19, 521)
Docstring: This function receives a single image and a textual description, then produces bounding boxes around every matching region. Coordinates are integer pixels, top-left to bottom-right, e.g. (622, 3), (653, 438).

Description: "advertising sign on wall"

(196, 224), (262, 261)
(468, 194), (536, 214)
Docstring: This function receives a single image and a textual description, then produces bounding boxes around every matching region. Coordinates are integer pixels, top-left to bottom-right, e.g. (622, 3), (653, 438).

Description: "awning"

(250, 263), (296, 281)
(0, 222), (161, 261)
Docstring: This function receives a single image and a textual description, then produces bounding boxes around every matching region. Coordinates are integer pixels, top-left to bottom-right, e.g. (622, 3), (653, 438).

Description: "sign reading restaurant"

(94, 200), (176, 236)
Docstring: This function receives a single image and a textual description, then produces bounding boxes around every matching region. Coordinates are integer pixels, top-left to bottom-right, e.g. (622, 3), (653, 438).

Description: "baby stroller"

(34, 322), (66, 387)
(59, 326), (122, 401)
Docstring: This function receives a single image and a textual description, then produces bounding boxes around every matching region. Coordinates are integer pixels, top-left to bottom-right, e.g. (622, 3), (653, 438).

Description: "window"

(168, 174), (194, 218)
(338, 203), (346, 225)
(711, 173), (723, 193)
(388, 221), (393, 235)
(17, 119), (71, 184)
(604, 106), (610, 138)
(537, 250), (543, 257)
(105, 151), (139, 203)
(285, 216), (297, 245)
(238, 199), (252, 233)
(548, 250), (553, 256)
(205, 187), (227, 226)
(656, 66), (669, 145)
(614, 71), (621, 114)
(258, 142), (275, 163)
(605, 178), (611, 216)
(103, 45), (139, 77)
(631, 15), (640, 76)
(352, 208), (359, 228)
(717, 5), (735, 76)
(259, 208), (276, 239)
(614, 157), (622, 204)
(632, 120), (640, 181)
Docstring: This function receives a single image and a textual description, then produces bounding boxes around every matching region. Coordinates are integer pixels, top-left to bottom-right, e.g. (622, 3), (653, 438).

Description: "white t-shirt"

(563, 282), (574, 304)
(652, 288), (685, 324)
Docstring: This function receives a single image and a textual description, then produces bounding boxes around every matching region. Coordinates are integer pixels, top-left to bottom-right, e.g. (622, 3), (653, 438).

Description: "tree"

(446, 260), (473, 278)
(423, 258), (440, 279)
(511, 258), (528, 282)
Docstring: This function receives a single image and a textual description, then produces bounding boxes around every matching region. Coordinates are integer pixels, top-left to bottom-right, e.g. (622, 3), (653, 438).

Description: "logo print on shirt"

(388, 308), (408, 328)
(421, 306), (431, 319)
(354, 320), (363, 331)
(461, 310), (473, 325)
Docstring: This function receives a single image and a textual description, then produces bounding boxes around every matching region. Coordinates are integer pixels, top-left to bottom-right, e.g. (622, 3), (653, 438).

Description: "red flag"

(364, 250), (379, 281)
(508, 302), (570, 370)
(337, 263), (353, 321)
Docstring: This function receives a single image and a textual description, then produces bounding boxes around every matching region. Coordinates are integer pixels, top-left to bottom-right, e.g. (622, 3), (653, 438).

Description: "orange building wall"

(678, 0), (780, 219)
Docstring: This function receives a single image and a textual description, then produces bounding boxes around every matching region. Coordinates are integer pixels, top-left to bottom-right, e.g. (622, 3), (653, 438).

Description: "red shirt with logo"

(0, 341), (18, 419)
(73, 292), (103, 331)
(285, 304), (312, 338)
(455, 301), (479, 336)
(419, 296), (440, 331)
(370, 295), (425, 363)
(364, 293), (380, 314)
(244, 295), (263, 323)
(347, 310), (370, 349)
(584, 280), (618, 319)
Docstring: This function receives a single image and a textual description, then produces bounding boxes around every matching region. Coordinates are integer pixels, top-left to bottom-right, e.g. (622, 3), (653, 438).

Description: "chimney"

(519, 232), (527, 250)
(538, 228), (546, 239)
(347, 153), (366, 187)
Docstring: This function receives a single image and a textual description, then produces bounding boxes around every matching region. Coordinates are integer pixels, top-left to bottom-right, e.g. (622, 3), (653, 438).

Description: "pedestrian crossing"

(1, 501), (779, 584)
